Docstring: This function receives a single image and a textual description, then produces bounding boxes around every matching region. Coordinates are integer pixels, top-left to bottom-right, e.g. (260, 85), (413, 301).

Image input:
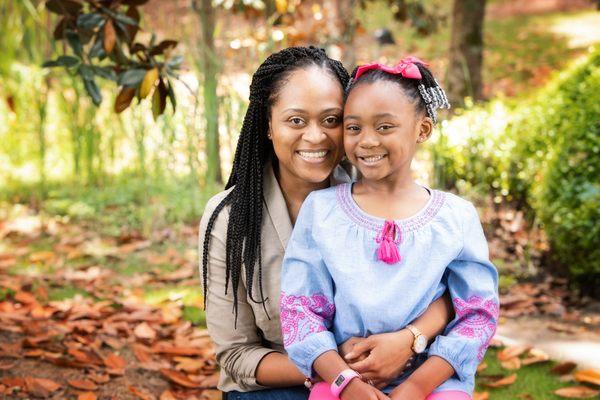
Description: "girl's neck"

(274, 162), (329, 225)
(354, 167), (416, 196)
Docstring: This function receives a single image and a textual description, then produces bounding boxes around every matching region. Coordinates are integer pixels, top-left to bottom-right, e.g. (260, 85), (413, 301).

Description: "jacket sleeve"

(427, 201), (500, 383)
(199, 193), (277, 391)
(280, 193), (337, 378)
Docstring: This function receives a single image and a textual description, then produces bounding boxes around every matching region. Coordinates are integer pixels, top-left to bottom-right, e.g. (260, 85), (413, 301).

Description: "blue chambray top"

(280, 183), (499, 395)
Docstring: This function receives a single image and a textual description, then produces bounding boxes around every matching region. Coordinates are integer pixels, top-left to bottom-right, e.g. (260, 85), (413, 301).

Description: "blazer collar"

(263, 162), (293, 250)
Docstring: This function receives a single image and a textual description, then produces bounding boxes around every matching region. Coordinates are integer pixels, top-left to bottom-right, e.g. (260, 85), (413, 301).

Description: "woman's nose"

(302, 122), (326, 144)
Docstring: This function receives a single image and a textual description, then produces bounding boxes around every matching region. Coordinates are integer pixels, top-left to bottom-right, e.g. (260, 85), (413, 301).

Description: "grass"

(475, 348), (585, 400)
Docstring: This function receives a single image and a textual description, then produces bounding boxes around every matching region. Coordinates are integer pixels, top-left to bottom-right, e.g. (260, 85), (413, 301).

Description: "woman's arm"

(255, 352), (305, 387)
(200, 194), (297, 391)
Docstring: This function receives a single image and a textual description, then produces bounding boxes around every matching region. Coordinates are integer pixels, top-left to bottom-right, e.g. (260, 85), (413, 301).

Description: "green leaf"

(166, 55), (183, 70)
(118, 68), (147, 87)
(83, 78), (102, 106)
(42, 60), (60, 68)
(65, 31), (83, 57)
(56, 55), (80, 67)
(112, 12), (138, 26)
(79, 64), (94, 80)
(77, 13), (105, 30)
(89, 33), (106, 59)
(92, 66), (117, 81)
(166, 80), (176, 113)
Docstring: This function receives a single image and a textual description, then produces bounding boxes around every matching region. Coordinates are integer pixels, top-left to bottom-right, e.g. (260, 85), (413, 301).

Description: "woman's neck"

(274, 163), (329, 225)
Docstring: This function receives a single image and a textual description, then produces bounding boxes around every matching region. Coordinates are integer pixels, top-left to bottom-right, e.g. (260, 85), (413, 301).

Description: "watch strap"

(330, 369), (361, 397)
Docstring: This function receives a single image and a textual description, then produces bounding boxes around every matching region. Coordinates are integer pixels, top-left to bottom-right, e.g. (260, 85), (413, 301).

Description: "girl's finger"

(348, 356), (373, 373)
(344, 338), (374, 360)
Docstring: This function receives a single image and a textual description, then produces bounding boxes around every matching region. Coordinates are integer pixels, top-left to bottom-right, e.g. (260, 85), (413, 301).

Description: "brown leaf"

(14, 291), (37, 305)
(152, 78), (167, 120)
(160, 390), (176, 400)
(501, 357), (522, 370)
(104, 19), (116, 54)
(24, 377), (61, 397)
(115, 87), (136, 113)
(104, 352), (126, 374)
(574, 369), (600, 386)
(473, 392), (489, 400)
(159, 369), (203, 388)
(129, 385), (155, 400)
(29, 250), (55, 263)
(78, 393), (97, 400)
(483, 373), (517, 388)
(552, 362), (578, 375)
(554, 386), (600, 398)
(476, 362), (488, 373)
(134, 322), (157, 341)
(68, 379), (98, 391)
(497, 345), (531, 361)
(88, 372), (110, 384)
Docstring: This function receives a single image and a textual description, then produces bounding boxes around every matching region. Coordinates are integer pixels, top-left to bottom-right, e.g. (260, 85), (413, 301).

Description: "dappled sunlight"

(550, 11), (600, 48)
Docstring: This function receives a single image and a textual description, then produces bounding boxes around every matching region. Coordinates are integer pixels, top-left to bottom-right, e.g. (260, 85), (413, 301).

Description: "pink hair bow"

(354, 56), (429, 81)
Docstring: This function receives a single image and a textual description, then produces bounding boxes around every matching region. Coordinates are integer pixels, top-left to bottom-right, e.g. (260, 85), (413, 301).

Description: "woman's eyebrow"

(282, 108), (307, 113)
(320, 107), (342, 114)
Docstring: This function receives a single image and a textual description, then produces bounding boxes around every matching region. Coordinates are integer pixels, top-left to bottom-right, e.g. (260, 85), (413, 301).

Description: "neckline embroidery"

(336, 183), (446, 233)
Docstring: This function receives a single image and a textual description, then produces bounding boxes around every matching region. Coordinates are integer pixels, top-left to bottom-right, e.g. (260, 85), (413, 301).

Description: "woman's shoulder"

(199, 187), (234, 235)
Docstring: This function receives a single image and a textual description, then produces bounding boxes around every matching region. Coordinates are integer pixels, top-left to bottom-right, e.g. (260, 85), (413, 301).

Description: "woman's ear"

(267, 121), (273, 140)
(417, 117), (433, 143)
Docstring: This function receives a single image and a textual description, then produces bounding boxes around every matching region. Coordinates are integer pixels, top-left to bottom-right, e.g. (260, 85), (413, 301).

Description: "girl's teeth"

(363, 155), (384, 162)
(298, 151), (327, 159)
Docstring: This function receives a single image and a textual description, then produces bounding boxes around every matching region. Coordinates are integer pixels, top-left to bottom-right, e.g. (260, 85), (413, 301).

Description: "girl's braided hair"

(345, 61), (450, 123)
(202, 46), (349, 324)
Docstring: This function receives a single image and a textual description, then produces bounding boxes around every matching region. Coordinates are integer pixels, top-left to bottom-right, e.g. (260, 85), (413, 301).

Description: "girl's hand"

(345, 330), (415, 388)
(339, 337), (368, 361)
(340, 378), (390, 400)
(389, 380), (427, 400)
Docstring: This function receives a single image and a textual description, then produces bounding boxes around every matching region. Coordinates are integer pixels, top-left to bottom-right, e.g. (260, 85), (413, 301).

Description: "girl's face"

(269, 65), (344, 185)
(343, 80), (432, 182)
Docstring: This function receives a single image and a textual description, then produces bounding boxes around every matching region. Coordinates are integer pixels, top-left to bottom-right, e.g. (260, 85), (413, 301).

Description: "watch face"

(414, 335), (427, 353)
(334, 375), (345, 386)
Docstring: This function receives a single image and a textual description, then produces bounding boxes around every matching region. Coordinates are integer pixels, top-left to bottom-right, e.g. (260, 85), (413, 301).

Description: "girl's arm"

(200, 195), (303, 390)
(391, 202), (499, 400)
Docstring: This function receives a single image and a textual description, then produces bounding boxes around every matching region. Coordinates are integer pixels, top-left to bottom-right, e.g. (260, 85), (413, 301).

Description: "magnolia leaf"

(152, 78), (167, 120)
(574, 369), (600, 386)
(140, 68), (159, 99)
(150, 40), (178, 56)
(118, 68), (147, 87)
(103, 19), (117, 54)
(77, 13), (104, 30)
(166, 80), (176, 112)
(121, 0), (150, 5)
(92, 66), (117, 81)
(45, 0), (82, 16)
(66, 30), (83, 57)
(483, 374), (517, 388)
(125, 7), (141, 44)
(83, 78), (102, 106)
(115, 87), (136, 113)
(554, 386), (600, 398)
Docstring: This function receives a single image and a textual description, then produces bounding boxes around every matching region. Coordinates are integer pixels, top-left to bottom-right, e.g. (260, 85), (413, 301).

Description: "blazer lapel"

(263, 162), (293, 250)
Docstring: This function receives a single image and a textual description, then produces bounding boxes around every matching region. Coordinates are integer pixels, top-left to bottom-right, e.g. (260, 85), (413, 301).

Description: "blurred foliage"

(42, 0), (181, 117)
(430, 47), (600, 286)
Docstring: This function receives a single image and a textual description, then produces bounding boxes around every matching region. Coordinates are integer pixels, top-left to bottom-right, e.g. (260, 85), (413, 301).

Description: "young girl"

(279, 57), (499, 400)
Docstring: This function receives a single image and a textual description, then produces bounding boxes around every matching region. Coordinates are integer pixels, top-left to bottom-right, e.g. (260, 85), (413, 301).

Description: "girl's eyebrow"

(344, 112), (396, 121)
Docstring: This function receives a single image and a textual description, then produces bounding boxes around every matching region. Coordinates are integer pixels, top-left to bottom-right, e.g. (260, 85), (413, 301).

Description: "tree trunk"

(330, 0), (357, 69)
(192, 0), (222, 185)
(446, 0), (486, 106)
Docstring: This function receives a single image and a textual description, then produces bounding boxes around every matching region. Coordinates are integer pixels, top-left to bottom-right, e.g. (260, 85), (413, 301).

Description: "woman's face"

(268, 65), (344, 185)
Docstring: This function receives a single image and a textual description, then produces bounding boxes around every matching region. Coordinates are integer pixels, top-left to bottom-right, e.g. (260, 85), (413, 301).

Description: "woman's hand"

(388, 380), (427, 400)
(339, 337), (368, 361)
(340, 378), (390, 400)
(344, 329), (415, 388)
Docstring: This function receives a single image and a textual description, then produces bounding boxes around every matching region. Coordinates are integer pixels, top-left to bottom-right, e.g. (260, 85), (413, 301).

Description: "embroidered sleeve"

(280, 193), (337, 378)
(428, 202), (500, 383)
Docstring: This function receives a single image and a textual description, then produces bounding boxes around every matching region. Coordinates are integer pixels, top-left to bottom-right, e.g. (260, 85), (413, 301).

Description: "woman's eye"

(289, 117), (304, 126)
(323, 116), (340, 126)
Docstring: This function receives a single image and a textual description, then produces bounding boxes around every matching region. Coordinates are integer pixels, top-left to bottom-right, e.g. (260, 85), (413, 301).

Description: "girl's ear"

(417, 117), (433, 143)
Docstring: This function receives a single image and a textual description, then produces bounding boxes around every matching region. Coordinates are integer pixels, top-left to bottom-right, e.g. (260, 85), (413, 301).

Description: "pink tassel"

(376, 220), (402, 264)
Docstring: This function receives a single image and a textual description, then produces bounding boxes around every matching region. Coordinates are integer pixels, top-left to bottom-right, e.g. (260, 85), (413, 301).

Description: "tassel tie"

(376, 220), (402, 264)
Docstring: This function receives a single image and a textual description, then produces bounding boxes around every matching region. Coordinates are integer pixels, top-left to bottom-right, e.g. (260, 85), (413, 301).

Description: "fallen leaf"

(24, 377), (61, 397)
(554, 386), (600, 398)
(78, 392), (97, 400)
(160, 390), (177, 400)
(134, 322), (157, 341)
(484, 374), (517, 388)
(159, 369), (203, 388)
(501, 357), (522, 370)
(68, 379), (98, 391)
(477, 362), (488, 373)
(29, 251), (55, 263)
(497, 345), (531, 361)
(473, 392), (489, 400)
(552, 362), (578, 375)
(129, 385), (155, 400)
(574, 369), (600, 386)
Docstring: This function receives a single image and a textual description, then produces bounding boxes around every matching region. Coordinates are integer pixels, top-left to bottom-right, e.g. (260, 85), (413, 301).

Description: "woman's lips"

(296, 150), (330, 163)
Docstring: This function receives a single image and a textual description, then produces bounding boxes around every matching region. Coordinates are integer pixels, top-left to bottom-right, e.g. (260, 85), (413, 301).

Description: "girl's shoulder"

(433, 189), (482, 226)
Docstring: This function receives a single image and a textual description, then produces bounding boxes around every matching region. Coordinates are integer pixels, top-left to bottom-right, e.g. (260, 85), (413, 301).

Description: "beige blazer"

(199, 161), (353, 392)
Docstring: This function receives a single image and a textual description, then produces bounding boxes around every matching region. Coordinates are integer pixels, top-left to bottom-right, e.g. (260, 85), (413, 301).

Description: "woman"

(199, 47), (453, 400)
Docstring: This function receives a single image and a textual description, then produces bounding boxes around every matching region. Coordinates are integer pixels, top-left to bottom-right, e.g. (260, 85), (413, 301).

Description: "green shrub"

(430, 47), (600, 286)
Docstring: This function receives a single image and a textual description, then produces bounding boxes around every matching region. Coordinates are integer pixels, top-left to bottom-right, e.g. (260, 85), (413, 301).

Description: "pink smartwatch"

(330, 369), (361, 397)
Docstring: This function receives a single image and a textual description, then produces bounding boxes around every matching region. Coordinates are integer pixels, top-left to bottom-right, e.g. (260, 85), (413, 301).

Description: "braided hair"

(202, 46), (349, 324)
(345, 62), (450, 123)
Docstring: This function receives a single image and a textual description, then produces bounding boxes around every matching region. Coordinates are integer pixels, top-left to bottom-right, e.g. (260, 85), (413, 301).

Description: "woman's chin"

(295, 163), (335, 185)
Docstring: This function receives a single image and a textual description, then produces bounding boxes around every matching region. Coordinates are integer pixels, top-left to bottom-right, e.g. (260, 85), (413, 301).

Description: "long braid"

(202, 46), (350, 324)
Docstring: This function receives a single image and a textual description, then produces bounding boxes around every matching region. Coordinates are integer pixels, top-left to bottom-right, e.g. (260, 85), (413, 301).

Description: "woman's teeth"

(298, 150), (328, 159)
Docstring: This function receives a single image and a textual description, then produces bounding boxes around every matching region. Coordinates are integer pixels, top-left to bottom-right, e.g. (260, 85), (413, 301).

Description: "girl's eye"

(377, 124), (393, 131)
(345, 125), (360, 133)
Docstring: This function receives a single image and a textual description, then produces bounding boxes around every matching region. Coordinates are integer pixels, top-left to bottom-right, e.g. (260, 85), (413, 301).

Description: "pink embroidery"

(280, 292), (335, 347)
(453, 296), (499, 360)
(336, 183), (446, 233)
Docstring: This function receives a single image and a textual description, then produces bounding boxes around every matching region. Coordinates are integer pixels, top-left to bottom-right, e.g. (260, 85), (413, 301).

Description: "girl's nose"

(358, 129), (380, 148)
